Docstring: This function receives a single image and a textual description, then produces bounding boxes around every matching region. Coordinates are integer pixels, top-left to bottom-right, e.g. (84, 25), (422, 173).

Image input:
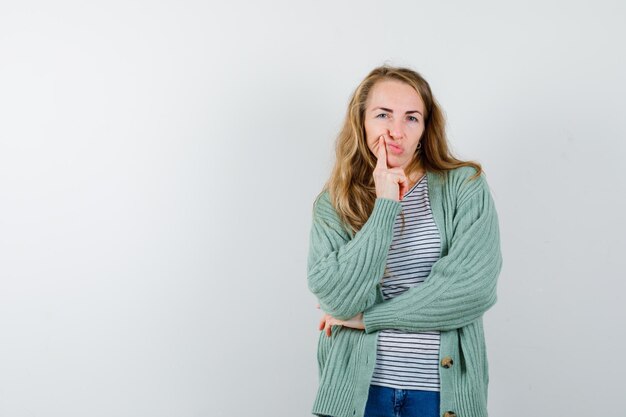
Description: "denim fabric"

(320, 384), (440, 417)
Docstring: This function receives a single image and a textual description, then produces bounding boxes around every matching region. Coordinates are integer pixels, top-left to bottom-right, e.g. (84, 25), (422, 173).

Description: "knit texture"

(307, 166), (503, 417)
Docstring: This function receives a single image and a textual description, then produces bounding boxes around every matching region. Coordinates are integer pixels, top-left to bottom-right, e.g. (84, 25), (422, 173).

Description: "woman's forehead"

(368, 80), (425, 111)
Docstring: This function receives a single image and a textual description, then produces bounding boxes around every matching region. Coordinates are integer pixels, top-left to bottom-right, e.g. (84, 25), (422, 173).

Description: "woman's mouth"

(387, 143), (403, 154)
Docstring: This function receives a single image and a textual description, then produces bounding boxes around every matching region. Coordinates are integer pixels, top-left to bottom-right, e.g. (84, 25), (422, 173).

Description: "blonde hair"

(316, 64), (482, 236)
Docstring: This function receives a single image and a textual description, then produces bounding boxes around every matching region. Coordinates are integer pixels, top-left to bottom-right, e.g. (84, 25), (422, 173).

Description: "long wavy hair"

(316, 65), (483, 236)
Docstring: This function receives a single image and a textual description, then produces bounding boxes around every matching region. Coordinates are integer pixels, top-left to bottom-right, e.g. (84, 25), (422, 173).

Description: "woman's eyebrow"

(373, 106), (422, 116)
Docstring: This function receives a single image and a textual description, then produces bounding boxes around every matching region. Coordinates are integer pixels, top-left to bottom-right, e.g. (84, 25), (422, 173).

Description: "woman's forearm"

(307, 194), (402, 320)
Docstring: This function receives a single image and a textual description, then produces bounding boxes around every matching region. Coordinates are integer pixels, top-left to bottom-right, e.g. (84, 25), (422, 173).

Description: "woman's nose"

(388, 120), (403, 139)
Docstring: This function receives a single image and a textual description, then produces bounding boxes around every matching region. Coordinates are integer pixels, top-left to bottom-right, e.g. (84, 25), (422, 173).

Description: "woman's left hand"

(317, 304), (364, 336)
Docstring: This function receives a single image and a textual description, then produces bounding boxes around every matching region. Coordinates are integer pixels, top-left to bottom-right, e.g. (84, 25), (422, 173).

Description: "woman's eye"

(377, 113), (418, 123)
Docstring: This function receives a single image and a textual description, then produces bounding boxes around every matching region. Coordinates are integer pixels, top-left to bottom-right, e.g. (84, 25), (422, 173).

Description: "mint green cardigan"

(307, 166), (503, 417)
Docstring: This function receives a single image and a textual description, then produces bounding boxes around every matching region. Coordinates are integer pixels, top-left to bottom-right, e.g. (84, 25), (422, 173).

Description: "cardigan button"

(443, 412), (457, 417)
(440, 356), (454, 368)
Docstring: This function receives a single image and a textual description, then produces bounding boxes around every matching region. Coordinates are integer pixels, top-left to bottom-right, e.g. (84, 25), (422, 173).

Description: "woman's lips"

(387, 143), (403, 154)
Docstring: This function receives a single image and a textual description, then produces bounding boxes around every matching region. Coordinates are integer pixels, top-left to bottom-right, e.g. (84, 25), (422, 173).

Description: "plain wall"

(1, 1), (625, 416)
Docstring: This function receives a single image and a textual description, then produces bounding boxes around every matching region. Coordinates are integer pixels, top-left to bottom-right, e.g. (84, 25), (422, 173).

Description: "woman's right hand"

(317, 304), (365, 337)
(373, 135), (408, 201)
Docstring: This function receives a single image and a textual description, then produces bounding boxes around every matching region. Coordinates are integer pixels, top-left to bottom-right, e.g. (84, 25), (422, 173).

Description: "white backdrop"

(1, 1), (625, 416)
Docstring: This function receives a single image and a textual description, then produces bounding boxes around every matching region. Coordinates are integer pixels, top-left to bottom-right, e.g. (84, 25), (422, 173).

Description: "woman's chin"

(387, 158), (407, 169)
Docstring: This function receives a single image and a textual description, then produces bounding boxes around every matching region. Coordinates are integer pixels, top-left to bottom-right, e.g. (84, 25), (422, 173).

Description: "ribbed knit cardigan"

(307, 166), (503, 417)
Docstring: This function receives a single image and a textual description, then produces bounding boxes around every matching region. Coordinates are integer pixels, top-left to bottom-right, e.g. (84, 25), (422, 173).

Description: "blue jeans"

(321, 384), (440, 417)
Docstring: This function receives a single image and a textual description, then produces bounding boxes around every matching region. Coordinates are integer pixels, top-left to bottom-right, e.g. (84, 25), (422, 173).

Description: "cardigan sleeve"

(362, 174), (503, 333)
(307, 193), (402, 321)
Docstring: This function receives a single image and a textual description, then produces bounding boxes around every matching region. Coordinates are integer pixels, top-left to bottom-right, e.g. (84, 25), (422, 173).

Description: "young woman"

(307, 65), (503, 417)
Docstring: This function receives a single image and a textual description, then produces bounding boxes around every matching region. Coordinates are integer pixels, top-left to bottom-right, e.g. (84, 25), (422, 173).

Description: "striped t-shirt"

(370, 173), (442, 391)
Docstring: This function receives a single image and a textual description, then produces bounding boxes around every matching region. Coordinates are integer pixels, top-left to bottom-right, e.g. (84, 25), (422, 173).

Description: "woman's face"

(364, 79), (426, 171)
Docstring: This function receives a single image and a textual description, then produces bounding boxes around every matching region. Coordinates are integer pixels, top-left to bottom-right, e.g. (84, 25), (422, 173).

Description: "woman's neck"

(407, 169), (426, 189)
